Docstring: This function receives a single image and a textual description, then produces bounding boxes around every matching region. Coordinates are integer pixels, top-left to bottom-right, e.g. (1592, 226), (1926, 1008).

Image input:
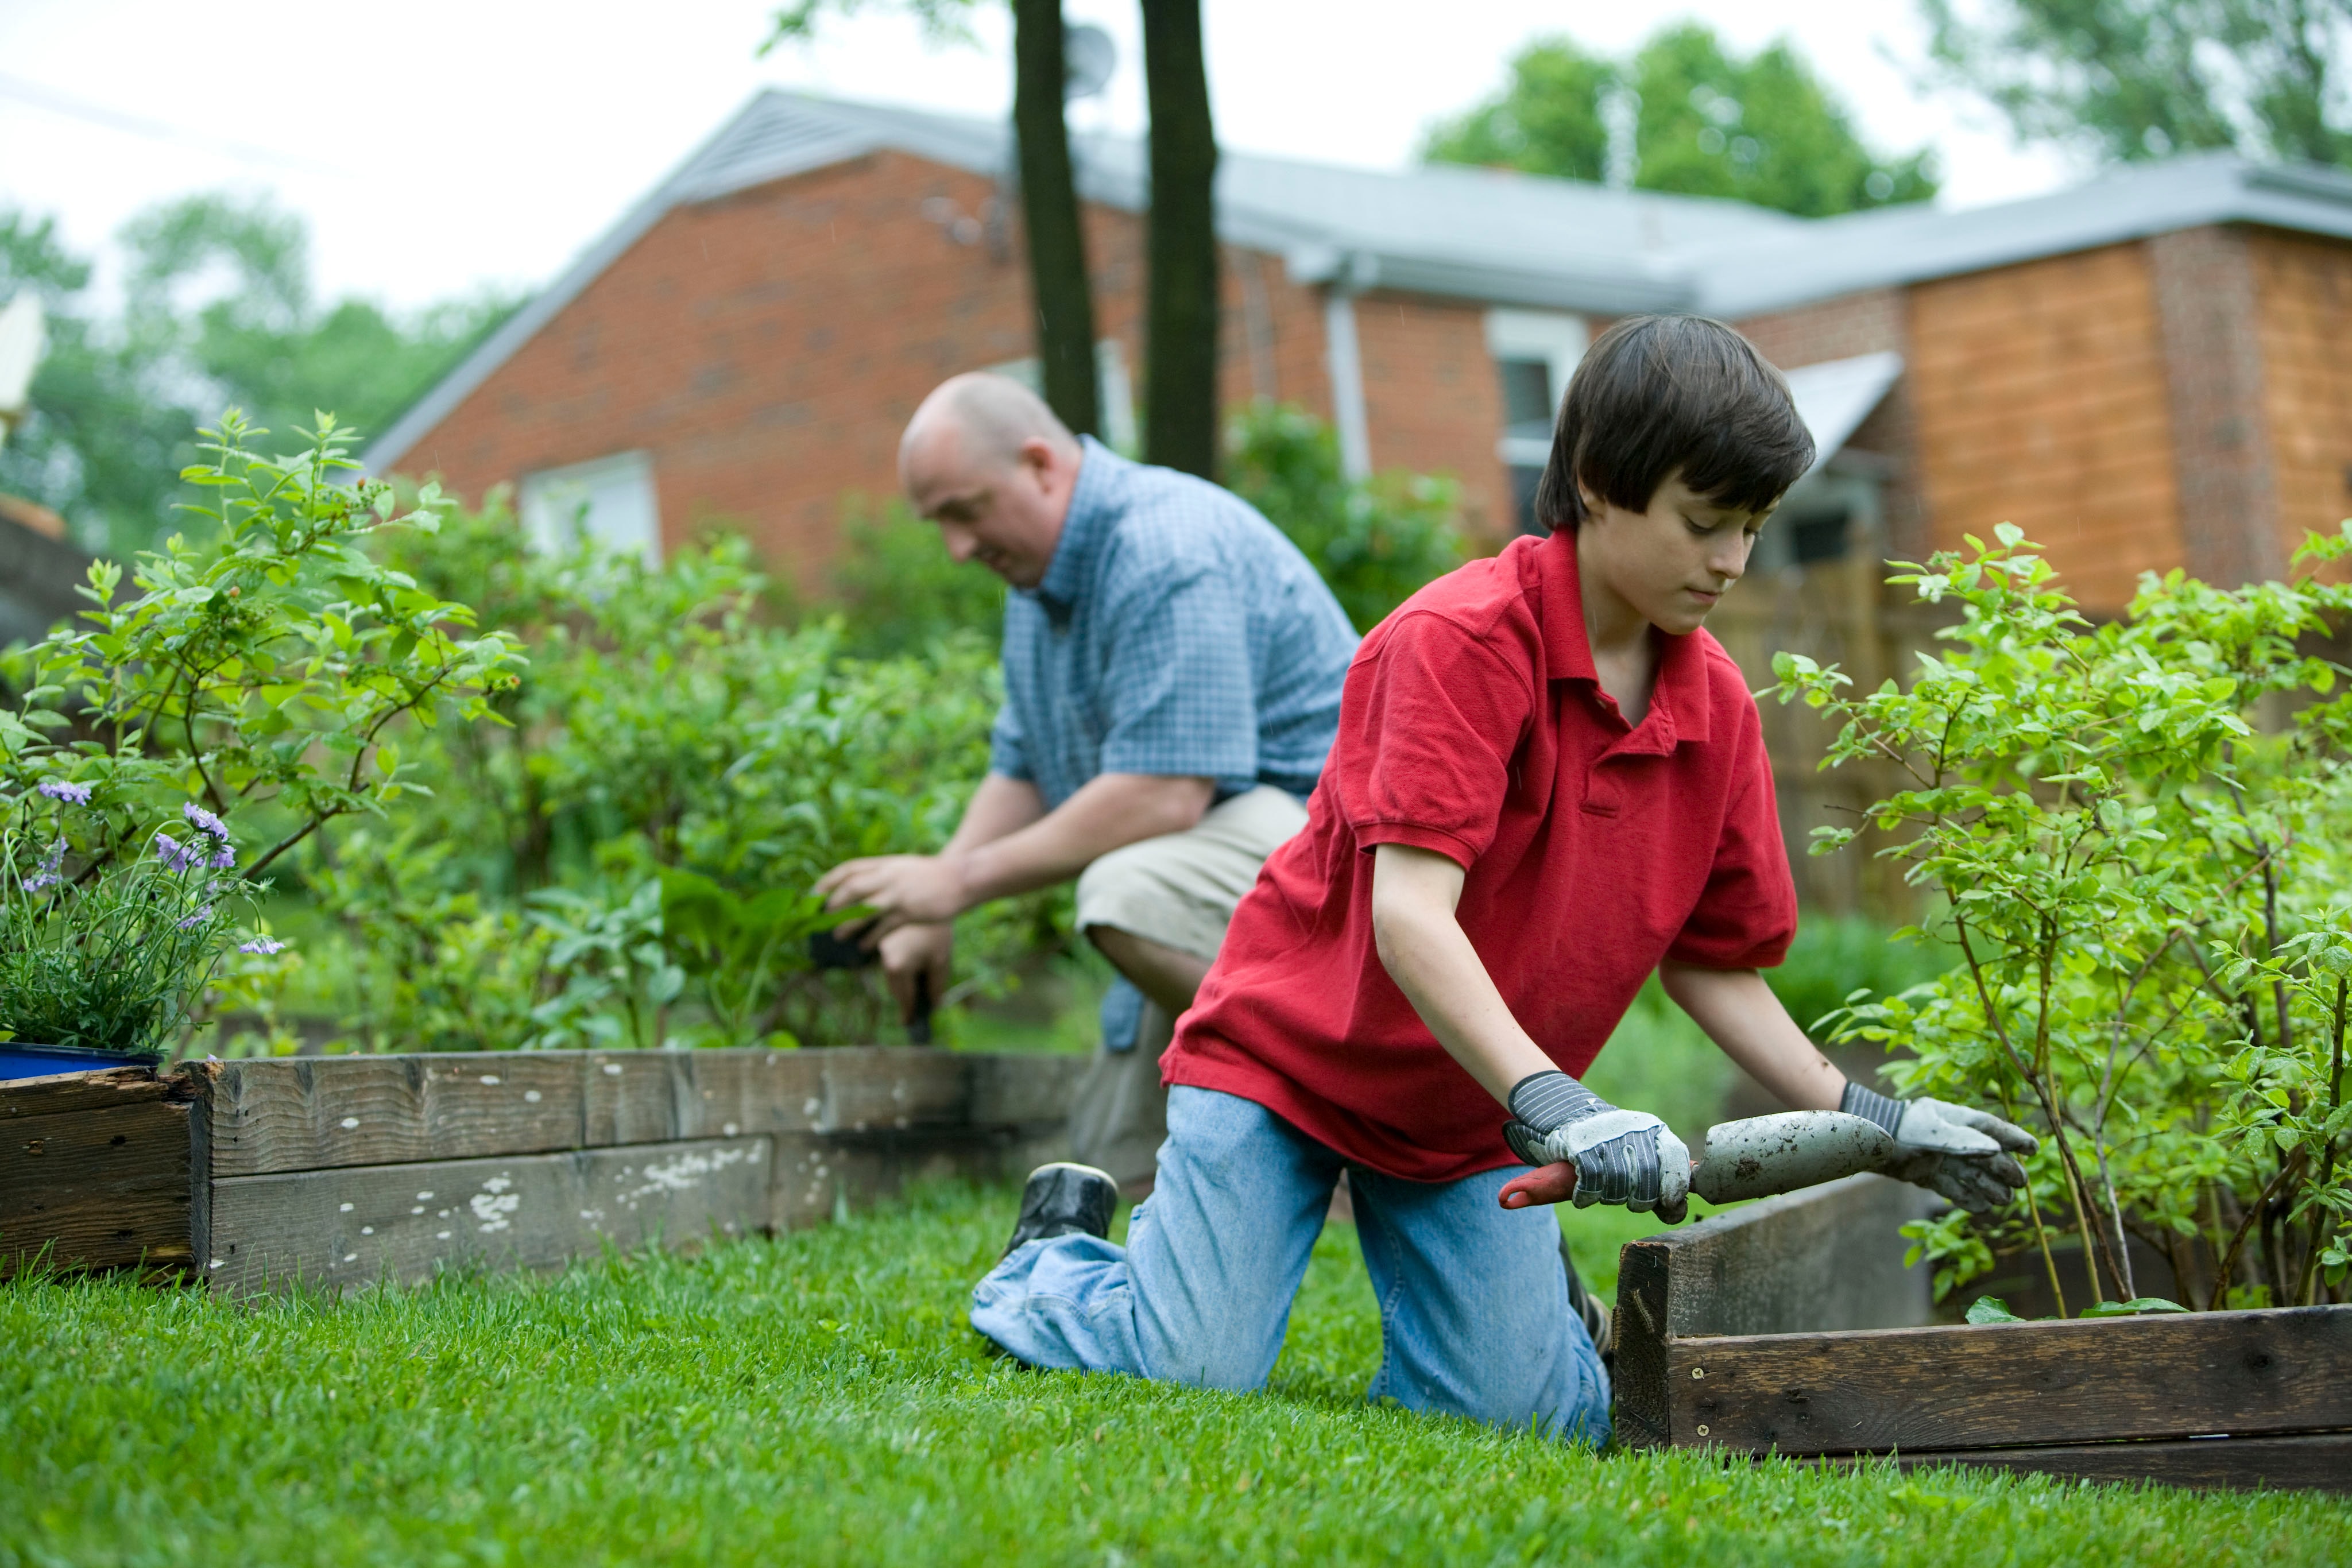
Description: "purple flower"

(177, 904), (215, 931)
(184, 802), (231, 840)
(153, 831), (200, 873)
(238, 936), (287, 955)
(23, 841), (64, 893)
(37, 780), (92, 804)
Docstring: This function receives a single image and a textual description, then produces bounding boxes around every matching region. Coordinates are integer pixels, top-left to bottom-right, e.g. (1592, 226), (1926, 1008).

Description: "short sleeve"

(988, 699), (1034, 783)
(1336, 611), (1534, 869)
(1666, 702), (1798, 968)
(1095, 567), (1260, 781)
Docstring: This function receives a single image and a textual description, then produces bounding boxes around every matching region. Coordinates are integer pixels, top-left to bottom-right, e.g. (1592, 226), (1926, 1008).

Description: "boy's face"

(1575, 472), (1774, 637)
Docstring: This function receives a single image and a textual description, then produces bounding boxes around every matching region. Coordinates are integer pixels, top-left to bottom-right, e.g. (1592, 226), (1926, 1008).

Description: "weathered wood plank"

(1860, 1431), (2352, 1493)
(1, 1064), (182, 1119)
(768, 1125), (1068, 1232)
(207, 1054), (590, 1176)
(1, 1098), (192, 1273)
(1673, 1305), (2352, 1454)
(206, 1136), (773, 1294)
(1614, 1175), (1936, 1449)
(206, 1048), (1077, 1177)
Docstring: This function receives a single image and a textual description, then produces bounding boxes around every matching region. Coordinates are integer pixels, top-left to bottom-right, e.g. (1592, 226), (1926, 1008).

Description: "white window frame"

(985, 340), (1139, 456)
(518, 450), (662, 567)
(1485, 309), (1588, 467)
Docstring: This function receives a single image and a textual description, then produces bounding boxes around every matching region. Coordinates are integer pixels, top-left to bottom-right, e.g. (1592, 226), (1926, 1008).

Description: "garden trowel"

(1498, 1110), (1901, 1211)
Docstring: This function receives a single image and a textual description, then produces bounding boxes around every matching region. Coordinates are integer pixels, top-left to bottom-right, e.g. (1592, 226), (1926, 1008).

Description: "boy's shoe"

(1561, 1237), (1616, 1369)
(1002, 1162), (1119, 1257)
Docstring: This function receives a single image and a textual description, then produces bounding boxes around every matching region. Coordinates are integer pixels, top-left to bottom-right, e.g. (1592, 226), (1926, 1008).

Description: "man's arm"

(1657, 961), (1845, 1111)
(817, 771), (1214, 936)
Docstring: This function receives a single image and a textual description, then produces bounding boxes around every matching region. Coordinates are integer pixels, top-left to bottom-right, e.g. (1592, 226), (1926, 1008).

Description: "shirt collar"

(1534, 525), (1713, 748)
(1030, 436), (1123, 618)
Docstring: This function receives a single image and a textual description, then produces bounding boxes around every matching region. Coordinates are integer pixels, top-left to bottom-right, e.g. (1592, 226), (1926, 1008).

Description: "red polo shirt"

(1161, 526), (1797, 1184)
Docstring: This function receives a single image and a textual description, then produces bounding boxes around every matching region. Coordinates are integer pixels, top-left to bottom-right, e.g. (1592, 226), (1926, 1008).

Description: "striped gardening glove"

(1503, 1070), (1692, 1224)
(1840, 1083), (2038, 1213)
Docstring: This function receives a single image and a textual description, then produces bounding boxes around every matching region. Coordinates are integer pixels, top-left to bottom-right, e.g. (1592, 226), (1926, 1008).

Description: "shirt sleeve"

(1667, 700), (1798, 968)
(988, 699), (1034, 783)
(1336, 611), (1534, 869)
(1094, 565), (1262, 782)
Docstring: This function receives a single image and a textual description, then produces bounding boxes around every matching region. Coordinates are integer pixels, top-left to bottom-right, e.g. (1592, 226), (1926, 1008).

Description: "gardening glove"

(1840, 1082), (2038, 1214)
(1503, 1070), (1692, 1223)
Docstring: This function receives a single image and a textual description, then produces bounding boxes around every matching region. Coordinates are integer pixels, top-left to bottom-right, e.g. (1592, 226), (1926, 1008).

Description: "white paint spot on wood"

(471, 1175), (522, 1233)
(411, 1206), (426, 1215)
(361, 1226), (373, 1235)
(210, 1259), (224, 1269)
(803, 1097), (822, 1117)
(524, 1090), (543, 1103)
(340, 1116), (360, 1129)
(480, 1075), (501, 1086)
(339, 1202), (354, 1213)
(436, 1230), (452, 1240)
(416, 1191), (435, 1201)
(610, 1144), (753, 1207)
(342, 1253), (358, 1263)
(724, 1122), (740, 1137)
(602, 1063), (624, 1077)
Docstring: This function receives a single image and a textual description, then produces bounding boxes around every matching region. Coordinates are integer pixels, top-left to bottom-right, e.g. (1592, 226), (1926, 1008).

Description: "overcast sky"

(1, 0), (2079, 314)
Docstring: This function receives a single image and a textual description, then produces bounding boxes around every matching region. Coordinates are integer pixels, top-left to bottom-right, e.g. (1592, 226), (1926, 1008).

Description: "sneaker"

(1003, 1162), (1119, 1257)
(1561, 1237), (1615, 1368)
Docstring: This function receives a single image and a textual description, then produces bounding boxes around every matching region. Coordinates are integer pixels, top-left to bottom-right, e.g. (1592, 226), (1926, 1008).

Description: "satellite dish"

(0, 293), (46, 448)
(1064, 24), (1115, 101)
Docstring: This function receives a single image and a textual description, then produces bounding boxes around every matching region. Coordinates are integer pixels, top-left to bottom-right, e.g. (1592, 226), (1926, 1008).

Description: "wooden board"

(205, 1136), (774, 1294)
(1, 1098), (192, 1274)
(1671, 1305), (2352, 1455)
(1, 1063), (185, 1119)
(206, 1048), (1079, 1177)
(1859, 1431), (2352, 1493)
(1615, 1175), (1935, 1449)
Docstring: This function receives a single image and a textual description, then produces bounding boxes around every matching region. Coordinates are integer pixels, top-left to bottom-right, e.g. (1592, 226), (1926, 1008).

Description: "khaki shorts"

(1065, 785), (1309, 1187)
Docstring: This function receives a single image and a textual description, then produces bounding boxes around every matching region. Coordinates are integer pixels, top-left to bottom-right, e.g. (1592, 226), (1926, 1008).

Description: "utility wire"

(0, 70), (354, 179)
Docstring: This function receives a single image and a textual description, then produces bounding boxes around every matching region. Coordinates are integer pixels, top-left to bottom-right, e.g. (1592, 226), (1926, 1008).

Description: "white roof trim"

(1784, 351), (1904, 473)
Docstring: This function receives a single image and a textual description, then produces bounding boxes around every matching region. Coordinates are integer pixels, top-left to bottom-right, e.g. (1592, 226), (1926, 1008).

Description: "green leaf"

(1965, 1296), (2024, 1325)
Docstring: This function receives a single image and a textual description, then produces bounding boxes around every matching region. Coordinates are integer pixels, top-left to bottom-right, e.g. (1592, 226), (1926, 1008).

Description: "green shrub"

(1780, 522), (2352, 1313)
(826, 498), (1004, 655)
(1224, 401), (1468, 632)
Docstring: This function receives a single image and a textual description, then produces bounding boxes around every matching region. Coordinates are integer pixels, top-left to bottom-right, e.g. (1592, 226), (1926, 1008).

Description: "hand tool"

(808, 920), (934, 1044)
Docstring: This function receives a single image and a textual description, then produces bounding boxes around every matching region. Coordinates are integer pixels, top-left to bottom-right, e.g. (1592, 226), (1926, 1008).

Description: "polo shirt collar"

(1030, 436), (1123, 619)
(1535, 525), (1713, 748)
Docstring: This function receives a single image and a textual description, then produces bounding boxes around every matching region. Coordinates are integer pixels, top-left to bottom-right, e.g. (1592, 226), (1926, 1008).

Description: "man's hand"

(1502, 1069), (1692, 1222)
(815, 853), (969, 941)
(879, 922), (953, 1027)
(1842, 1083), (2037, 1213)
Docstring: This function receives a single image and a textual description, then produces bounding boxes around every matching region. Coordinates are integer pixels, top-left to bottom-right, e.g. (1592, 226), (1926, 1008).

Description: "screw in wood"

(1690, 1366), (1705, 1379)
(1696, 1424), (1710, 1437)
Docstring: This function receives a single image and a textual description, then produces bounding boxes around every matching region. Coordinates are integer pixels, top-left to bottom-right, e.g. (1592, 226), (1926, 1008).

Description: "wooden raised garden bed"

(3, 1047), (1080, 1293)
(1614, 1175), (2352, 1492)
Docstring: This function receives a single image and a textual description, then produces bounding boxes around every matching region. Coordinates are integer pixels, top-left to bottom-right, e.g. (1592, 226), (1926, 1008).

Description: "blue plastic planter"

(0, 1043), (164, 1081)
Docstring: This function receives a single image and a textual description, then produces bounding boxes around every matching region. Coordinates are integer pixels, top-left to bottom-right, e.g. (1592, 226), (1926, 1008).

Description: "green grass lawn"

(4, 1183), (2345, 1567)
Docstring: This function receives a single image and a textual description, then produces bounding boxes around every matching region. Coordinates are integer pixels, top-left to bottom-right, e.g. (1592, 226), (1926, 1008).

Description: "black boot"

(1003, 1162), (1119, 1257)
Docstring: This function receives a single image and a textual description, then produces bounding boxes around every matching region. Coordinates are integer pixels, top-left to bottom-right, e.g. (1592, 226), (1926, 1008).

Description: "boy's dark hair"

(1534, 315), (1815, 530)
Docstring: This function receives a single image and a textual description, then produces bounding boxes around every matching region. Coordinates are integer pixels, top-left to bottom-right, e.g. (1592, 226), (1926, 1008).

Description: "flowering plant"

(1, 794), (278, 1056)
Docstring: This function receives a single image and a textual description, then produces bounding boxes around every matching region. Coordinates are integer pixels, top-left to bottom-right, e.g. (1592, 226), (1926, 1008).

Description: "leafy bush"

(827, 499), (1004, 655)
(1778, 523), (2352, 1313)
(273, 493), (1055, 1052)
(0, 413), (520, 1057)
(1224, 401), (1467, 632)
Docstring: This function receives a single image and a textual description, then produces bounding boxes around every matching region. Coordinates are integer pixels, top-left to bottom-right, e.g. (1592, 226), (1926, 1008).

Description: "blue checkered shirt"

(990, 439), (1358, 811)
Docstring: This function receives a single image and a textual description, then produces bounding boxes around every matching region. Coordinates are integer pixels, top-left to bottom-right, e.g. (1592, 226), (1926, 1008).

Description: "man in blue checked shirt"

(817, 373), (1359, 1193)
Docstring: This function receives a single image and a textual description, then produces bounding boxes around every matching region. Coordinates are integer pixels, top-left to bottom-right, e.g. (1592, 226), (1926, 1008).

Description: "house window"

(519, 450), (661, 566)
(1486, 309), (1587, 533)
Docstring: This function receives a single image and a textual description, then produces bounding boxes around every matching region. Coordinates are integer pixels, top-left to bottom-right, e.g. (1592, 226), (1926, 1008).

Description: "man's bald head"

(902, 373), (1079, 477)
(899, 373), (1088, 589)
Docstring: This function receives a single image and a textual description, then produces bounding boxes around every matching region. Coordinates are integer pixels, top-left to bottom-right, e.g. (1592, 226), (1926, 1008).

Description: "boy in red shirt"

(970, 315), (2034, 1442)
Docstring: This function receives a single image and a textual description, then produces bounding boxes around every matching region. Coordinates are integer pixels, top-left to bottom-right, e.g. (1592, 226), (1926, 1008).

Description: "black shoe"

(1003, 1162), (1118, 1257)
(1561, 1237), (1615, 1370)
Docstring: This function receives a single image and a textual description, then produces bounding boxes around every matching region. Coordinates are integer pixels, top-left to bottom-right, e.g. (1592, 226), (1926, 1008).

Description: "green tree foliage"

(0, 196), (515, 556)
(826, 499), (1005, 656)
(1778, 522), (2352, 1312)
(1224, 401), (1465, 633)
(1423, 24), (1939, 216)
(1920, 0), (2352, 167)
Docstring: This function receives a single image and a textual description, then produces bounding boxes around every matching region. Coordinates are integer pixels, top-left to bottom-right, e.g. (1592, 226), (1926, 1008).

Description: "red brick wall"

(385, 150), (1374, 592)
(1352, 289), (1510, 541)
(2250, 229), (2352, 569)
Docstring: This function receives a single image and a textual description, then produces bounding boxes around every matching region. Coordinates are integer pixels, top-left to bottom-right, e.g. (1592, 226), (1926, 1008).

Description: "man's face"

(900, 428), (1078, 589)
(1576, 471), (1774, 637)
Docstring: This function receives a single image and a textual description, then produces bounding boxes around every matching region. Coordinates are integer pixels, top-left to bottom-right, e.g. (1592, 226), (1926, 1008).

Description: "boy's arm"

(1371, 843), (1689, 1216)
(1655, 962), (1844, 1110)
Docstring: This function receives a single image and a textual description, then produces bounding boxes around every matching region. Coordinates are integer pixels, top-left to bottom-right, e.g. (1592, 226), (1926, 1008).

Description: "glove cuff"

(1507, 1069), (1608, 1133)
(1840, 1079), (1905, 1137)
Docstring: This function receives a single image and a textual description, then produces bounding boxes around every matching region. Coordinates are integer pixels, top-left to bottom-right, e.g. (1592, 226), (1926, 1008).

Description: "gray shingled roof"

(367, 90), (2352, 474)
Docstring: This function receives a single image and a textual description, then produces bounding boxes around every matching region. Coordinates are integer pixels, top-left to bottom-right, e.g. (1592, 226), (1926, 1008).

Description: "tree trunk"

(1011, 0), (1099, 437)
(1140, 0), (1220, 478)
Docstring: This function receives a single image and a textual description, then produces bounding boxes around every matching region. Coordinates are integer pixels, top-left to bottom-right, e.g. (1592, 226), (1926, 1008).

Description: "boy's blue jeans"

(970, 1085), (1612, 1445)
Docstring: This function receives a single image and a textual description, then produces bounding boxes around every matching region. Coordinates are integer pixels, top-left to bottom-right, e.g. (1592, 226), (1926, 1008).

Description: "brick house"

(370, 90), (2352, 613)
